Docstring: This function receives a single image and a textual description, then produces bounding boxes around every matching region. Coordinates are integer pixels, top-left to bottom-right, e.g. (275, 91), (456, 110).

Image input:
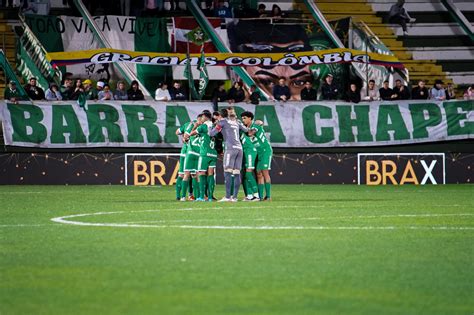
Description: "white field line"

(125, 204), (465, 213)
(0, 224), (53, 228)
(124, 213), (474, 224)
(50, 210), (474, 231)
(0, 192), (45, 194)
(0, 189), (165, 194)
(167, 225), (474, 231)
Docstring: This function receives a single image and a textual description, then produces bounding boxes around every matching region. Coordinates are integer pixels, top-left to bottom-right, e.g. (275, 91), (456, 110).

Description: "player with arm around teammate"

(180, 114), (202, 201)
(175, 122), (191, 200)
(250, 119), (273, 201)
(189, 112), (218, 202)
(240, 111), (260, 201)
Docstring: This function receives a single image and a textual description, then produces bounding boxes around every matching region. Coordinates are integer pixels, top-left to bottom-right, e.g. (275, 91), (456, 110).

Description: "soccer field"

(1, 184), (473, 314)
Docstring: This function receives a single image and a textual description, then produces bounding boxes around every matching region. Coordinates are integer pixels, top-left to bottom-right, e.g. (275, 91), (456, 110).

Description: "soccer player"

(210, 107), (249, 202)
(189, 112), (217, 202)
(240, 111), (259, 201)
(250, 118), (273, 200)
(175, 122), (190, 200)
(180, 114), (202, 201)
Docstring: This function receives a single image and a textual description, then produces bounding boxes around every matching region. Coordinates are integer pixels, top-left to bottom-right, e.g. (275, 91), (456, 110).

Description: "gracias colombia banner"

(46, 48), (403, 68)
(0, 100), (472, 148)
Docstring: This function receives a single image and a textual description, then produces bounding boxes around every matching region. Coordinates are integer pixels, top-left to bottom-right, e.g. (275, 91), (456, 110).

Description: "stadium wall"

(0, 100), (472, 184)
(0, 152), (472, 185)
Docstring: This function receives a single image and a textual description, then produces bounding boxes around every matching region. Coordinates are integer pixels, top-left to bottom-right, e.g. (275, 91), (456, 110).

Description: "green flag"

(77, 92), (88, 110)
(184, 51), (199, 100)
(197, 48), (209, 100)
(185, 26), (208, 46)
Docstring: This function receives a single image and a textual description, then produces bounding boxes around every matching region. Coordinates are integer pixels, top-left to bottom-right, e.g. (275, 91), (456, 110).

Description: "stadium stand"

(258, 0), (472, 89)
(0, 0), (472, 98)
(368, 0), (474, 89)
(304, 0), (447, 88)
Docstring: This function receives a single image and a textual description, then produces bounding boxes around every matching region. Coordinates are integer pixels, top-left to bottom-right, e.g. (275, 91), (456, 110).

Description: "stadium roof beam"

(440, 0), (474, 41)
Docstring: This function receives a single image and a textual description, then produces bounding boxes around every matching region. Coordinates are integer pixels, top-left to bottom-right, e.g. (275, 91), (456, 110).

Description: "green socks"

(207, 175), (215, 199)
(192, 177), (199, 199)
(181, 179), (189, 198)
(258, 184), (264, 200)
(242, 174), (248, 196)
(199, 175), (207, 200)
(176, 176), (183, 199)
(264, 182), (271, 199)
(246, 172), (258, 196)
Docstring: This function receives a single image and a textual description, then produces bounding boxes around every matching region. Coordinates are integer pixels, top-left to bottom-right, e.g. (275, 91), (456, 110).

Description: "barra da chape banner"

(0, 100), (472, 148)
(46, 48), (403, 69)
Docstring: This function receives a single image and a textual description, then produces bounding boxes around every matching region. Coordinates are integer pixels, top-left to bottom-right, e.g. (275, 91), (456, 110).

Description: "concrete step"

(401, 59), (437, 65)
(404, 64), (444, 72)
(364, 27), (395, 35)
(381, 38), (405, 47)
(4, 54), (15, 62)
(409, 74), (450, 79)
(408, 73), (449, 79)
(3, 47), (15, 54)
(393, 51), (413, 59)
(375, 34), (398, 39)
(389, 46), (415, 52)
(321, 11), (378, 17)
(316, 3), (373, 12)
(324, 14), (383, 23)
(0, 32), (16, 43)
(409, 77), (453, 85)
(408, 47), (474, 61)
(2, 43), (15, 50)
(445, 72), (474, 85)
(0, 36), (16, 46)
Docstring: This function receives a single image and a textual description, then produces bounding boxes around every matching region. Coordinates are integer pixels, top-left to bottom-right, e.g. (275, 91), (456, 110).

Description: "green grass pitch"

(1, 184), (473, 314)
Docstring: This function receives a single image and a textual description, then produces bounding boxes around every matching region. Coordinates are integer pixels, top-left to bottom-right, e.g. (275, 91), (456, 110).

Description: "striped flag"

(172, 17), (221, 53)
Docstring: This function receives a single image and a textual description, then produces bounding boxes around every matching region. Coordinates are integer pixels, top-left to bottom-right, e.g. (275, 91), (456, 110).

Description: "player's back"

(185, 120), (201, 154)
(240, 130), (254, 151)
(198, 122), (217, 156)
(220, 119), (242, 149)
(251, 123), (271, 150)
(179, 121), (191, 154)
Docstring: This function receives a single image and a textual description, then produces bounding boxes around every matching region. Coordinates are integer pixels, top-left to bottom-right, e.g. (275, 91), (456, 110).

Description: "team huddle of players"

(175, 107), (273, 202)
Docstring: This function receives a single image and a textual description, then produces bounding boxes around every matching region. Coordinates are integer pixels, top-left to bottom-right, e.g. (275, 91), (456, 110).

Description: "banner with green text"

(0, 100), (472, 148)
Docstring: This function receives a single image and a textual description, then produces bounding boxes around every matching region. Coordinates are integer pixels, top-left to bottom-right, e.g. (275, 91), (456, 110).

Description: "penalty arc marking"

(50, 208), (474, 231)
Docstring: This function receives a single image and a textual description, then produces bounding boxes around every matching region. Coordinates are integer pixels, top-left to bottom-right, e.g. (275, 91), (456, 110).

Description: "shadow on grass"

(107, 198), (389, 203)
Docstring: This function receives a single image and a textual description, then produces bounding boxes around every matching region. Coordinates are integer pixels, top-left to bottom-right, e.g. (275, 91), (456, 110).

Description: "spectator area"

(368, 0), (474, 85)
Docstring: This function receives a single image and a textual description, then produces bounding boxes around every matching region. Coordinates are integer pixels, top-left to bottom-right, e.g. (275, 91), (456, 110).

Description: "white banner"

(0, 100), (472, 148)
